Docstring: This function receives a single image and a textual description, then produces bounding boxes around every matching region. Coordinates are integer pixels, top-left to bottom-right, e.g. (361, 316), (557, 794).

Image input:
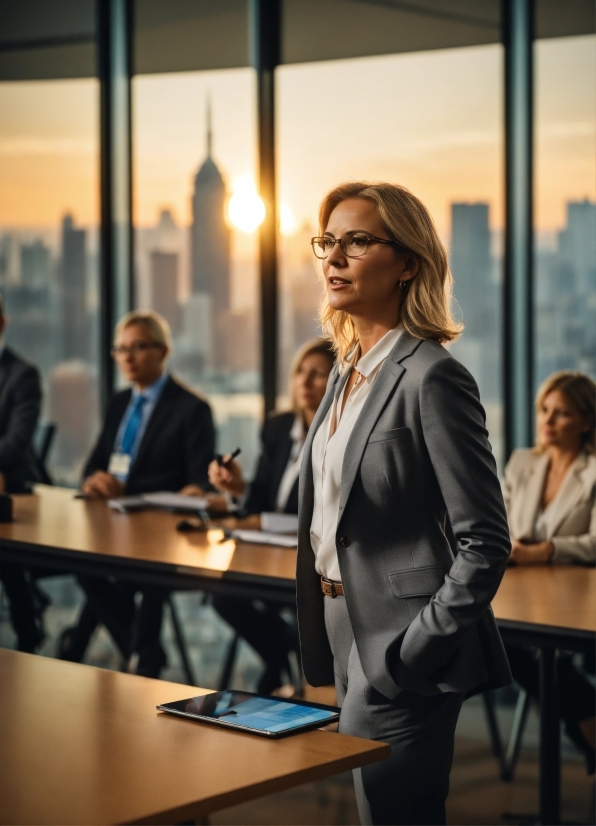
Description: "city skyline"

(0, 33), (593, 483)
(0, 36), (593, 235)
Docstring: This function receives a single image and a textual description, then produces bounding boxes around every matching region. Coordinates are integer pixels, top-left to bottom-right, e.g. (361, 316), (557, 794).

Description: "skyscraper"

(536, 199), (596, 382)
(60, 213), (88, 360)
(20, 239), (49, 290)
(189, 101), (231, 368)
(449, 203), (499, 402)
(450, 203), (493, 337)
(150, 250), (180, 334)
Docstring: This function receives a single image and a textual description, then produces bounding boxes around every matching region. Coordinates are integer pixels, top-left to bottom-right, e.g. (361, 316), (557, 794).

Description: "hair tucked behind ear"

(317, 181), (462, 361)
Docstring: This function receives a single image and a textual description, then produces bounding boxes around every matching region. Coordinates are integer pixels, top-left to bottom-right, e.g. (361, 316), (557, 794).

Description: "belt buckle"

(330, 580), (337, 598)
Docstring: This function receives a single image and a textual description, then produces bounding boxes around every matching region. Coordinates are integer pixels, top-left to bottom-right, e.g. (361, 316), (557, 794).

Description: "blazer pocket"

(368, 426), (411, 445)
(388, 565), (446, 598)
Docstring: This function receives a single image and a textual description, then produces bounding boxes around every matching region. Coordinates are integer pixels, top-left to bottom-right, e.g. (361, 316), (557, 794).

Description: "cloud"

(0, 137), (95, 156)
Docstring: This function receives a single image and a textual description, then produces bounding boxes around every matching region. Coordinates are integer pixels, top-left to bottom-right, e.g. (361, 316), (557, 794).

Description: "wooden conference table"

(0, 486), (297, 602)
(492, 565), (595, 826)
(0, 649), (388, 825)
(1, 486), (594, 825)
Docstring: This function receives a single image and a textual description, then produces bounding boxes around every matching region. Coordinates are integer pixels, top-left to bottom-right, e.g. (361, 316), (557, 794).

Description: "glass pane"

(534, 33), (596, 388)
(0, 75), (100, 485)
(277, 42), (504, 467)
(133, 65), (260, 475)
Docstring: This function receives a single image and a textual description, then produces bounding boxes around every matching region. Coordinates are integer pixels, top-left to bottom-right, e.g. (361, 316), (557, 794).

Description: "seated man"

(0, 293), (45, 652)
(60, 310), (214, 676)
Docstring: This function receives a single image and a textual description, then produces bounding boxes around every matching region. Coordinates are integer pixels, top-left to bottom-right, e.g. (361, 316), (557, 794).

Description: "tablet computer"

(157, 690), (340, 738)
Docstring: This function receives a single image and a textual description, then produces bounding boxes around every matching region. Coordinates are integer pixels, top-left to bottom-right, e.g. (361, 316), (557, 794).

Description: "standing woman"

(297, 182), (511, 825)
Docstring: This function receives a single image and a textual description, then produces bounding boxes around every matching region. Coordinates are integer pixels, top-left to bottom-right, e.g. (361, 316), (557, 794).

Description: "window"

(133, 0), (261, 475)
(0, 2), (100, 484)
(534, 33), (596, 387)
(277, 41), (504, 465)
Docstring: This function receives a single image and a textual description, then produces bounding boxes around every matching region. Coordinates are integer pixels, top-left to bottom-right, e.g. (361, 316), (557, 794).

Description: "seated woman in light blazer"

(297, 181), (512, 825)
(503, 370), (595, 773)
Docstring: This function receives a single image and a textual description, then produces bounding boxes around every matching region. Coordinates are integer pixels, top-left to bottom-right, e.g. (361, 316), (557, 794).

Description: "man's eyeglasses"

(311, 232), (404, 260)
(111, 342), (163, 358)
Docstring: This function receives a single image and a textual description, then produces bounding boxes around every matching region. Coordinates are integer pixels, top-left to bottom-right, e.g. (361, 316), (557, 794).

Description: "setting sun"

(227, 174), (265, 233)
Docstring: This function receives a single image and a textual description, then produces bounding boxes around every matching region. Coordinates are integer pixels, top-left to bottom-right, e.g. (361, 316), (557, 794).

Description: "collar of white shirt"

(289, 413), (305, 444)
(340, 325), (403, 381)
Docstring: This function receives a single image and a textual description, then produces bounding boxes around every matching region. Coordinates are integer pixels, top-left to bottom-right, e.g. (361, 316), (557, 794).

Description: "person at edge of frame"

(503, 370), (596, 775)
(0, 291), (46, 653)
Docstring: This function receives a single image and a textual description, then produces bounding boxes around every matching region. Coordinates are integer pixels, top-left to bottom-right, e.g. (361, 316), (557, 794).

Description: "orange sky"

(0, 36), (594, 237)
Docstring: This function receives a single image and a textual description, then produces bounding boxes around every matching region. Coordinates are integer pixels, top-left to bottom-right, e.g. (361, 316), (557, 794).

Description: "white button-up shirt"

(275, 414), (306, 512)
(310, 326), (403, 581)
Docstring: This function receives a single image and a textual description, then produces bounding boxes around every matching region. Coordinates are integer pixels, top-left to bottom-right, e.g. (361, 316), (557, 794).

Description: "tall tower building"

(60, 213), (88, 360)
(558, 199), (596, 297)
(20, 239), (49, 290)
(450, 203), (492, 337)
(150, 250), (180, 335)
(449, 203), (499, 402)
(189, 102), (231, 367)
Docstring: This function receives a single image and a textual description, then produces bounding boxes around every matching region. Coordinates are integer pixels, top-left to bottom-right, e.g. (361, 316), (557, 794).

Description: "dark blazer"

(297, 331), (512, 700)
(245, 411), (299, 515)
(83, 375), (215, 494)
(0, 347), (43, 493)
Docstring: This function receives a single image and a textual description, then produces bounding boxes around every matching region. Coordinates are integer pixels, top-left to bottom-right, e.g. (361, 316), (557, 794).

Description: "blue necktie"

(120, 394), (147, 456)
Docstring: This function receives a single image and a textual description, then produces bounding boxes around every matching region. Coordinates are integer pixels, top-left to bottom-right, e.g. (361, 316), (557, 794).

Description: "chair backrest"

(33, 422), (56, 465)
(32, 422), (57, 485)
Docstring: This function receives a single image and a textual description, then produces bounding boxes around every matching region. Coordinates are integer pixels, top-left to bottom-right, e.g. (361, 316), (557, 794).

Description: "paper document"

(107, 496), (145, 513)
(141, 492), (209, 511)
(260, 512), (299, 534)
(107, 492), (208, 513)
(231, 529), (297, 548)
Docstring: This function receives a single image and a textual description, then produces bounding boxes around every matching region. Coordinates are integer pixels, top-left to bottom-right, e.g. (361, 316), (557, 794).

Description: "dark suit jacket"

(0, 347), (43, 493)
(297, 331), (511, 700)
(245, 411), (299, 515)
(83, 376), (215, 495)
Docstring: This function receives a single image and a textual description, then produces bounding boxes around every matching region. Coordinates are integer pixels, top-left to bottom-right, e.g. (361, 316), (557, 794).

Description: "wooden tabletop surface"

(491, 564), (596, 633)
(1, 487), (594, 634)
(0, 650), (388, 825)
(0, 486), (296, 584)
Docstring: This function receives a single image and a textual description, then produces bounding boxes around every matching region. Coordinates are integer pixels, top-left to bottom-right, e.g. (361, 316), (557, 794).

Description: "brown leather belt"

(321, 577), (344, 598)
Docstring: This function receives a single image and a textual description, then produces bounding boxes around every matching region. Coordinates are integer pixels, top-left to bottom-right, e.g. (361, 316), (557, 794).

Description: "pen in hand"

(215, 447), (242, 467)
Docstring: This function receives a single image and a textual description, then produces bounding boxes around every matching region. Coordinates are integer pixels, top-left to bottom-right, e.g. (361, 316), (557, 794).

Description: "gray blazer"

(296, 331), (512, 700)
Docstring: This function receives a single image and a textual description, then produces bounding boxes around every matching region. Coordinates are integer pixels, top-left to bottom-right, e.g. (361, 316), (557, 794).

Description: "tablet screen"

(159, 690), (339, 735)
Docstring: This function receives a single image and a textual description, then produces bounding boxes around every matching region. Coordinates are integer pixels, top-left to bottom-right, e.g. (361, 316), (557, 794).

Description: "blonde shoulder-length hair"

(534, 371), (596, 454)
(317, 181), (462, 361)
(287, 337), (335, 413)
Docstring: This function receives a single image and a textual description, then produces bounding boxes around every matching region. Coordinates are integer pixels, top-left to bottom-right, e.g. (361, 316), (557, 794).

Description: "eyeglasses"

(111, 342), (163, 358)
(311, 232), (403, 260)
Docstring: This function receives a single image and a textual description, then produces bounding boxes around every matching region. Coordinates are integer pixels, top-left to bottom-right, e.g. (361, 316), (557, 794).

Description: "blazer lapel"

(545, 452), (588, 537)
(0, 348), (13, 401)
(270, 423), (294, 499)
(339, 332), (421, 514)
(298, 364), (344, 535)
(131, 377), (175, 472)
(514, 453), (549, 539)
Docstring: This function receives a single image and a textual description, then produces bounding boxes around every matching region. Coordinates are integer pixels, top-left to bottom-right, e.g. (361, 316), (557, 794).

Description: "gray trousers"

(324, 595), (463, 826)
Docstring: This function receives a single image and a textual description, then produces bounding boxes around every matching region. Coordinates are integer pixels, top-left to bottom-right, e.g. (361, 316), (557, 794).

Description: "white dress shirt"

(275, 414), (306, 512)
(310, 326), (403, 581)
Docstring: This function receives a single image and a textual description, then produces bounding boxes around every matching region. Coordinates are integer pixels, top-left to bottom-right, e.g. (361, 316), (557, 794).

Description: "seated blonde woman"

(503, 370), (595, 773)
(208, 338), (335, 694)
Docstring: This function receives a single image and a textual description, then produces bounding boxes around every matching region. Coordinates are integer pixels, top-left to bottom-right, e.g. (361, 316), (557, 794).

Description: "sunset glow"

(227, 175), (265, 233)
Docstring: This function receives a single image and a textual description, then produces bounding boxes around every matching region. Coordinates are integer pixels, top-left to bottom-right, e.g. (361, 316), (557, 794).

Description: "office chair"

(32, 422), (56, 485)
(482, 687), (532, 782)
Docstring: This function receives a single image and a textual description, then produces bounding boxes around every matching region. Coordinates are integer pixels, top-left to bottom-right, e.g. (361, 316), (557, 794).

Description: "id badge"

(108, 452), (131, 478)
